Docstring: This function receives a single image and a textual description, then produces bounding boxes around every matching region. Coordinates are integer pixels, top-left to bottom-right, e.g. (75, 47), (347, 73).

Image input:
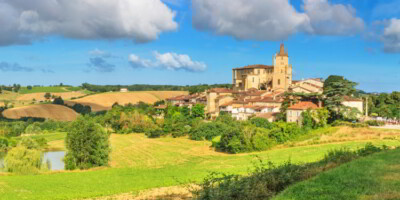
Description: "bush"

(194, 143), (387, 200)
(64, 116), (110, 170)
(0, 137), (9, 151)
(331, 120), (368, 128)
(365, 120), (385, 127)
(190, 122), (227, 141)
(24, 123), (42, 134)
(250, 117), (272, 129)
(52, 97), (64, 105)
(5, 145), (44, 174)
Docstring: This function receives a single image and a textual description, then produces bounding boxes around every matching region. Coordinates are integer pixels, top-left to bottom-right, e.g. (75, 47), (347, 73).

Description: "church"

(232, 44), (292, 92)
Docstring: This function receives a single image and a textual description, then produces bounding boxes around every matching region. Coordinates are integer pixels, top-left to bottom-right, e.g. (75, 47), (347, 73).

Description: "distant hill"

(66, 91), (188, 112)
(2, 104), (79, 121)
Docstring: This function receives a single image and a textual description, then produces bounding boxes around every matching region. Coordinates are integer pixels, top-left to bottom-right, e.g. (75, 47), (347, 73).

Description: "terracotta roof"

(219, 102), (233, 107)
(288, 101), (319, 110)
(208, 88), (233, 93)
(215, 95), (233, 100)
(233, 64), (274, 70)
(154, 105), (167, 109)
(167, 95), (186, 101)
(247, 96), (283, 103)
(290, 85), (316, 93)
(255, 112), (279, 119)
(343, 96), (363, 102)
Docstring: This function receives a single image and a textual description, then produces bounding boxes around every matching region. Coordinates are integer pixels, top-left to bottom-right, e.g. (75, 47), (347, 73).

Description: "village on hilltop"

(165, 44), (364, 124)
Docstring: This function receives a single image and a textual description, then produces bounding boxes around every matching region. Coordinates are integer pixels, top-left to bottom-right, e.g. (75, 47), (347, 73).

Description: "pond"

(0, 151), (65, 171)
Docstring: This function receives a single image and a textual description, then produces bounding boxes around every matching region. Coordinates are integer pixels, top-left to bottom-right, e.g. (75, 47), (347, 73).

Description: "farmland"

(18, 86), (83, 94)
(1, 104), (79, 121)
(0, 127), (400, 200)
(68, 91), (188, 111)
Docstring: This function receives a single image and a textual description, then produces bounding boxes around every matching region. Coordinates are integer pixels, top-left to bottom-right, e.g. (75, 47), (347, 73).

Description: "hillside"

(67, 91), (188, 112)
(2, 104), (79, 121)
(274, 149), (400, 200)
(17, 91), (86, 101)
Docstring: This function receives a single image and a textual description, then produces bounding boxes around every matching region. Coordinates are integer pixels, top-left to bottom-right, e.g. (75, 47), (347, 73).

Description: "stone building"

(232, 44), (292, 92)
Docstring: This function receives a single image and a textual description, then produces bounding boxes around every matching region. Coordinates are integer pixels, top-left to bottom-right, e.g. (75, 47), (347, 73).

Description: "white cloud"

(192, 0), (310, 41)
(192, 0), (364, 41)
(0, 0), (178, 46)
(128, 52), (207, 72)
(381, 18), (400, 53)
(303, 0), (364, 35)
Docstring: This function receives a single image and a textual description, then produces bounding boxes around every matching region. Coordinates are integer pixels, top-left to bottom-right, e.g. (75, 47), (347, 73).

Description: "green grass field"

(18, 87), (82, 94)
(0, 127), (400, 199)
(274, 148), (400, 200)
(0, 129), (400, 200)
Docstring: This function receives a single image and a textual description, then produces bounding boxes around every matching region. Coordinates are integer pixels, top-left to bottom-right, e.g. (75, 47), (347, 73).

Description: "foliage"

(70, 103), (92, 115)
(191, 104), (205, 119)
(64, 116), (110, 170)
(364, 120), (385, 126)
(44, 92), (52, 100)
(190, 122), (228, 141)
(323, 75), (358, 121)
(81, 83), (232, 94)
(331, 120), (369, 128)
(367, 92), (400, 119)
(52, 97), (64, 105)
(194, 144), (385, 200)
(24, 123), (42, 134)
(0, 137), (9, 151)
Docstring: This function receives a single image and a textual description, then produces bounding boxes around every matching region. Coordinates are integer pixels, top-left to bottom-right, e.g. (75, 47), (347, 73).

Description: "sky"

(0, 0), (399, 93)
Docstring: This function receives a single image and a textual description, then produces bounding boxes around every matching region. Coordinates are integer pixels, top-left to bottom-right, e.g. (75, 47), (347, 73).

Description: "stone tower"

(272, 43), (292, 91)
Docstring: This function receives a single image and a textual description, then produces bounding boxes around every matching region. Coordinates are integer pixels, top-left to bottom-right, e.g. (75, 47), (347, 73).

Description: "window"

(278, 79), (281, 85)
(252, 77), (255, 83)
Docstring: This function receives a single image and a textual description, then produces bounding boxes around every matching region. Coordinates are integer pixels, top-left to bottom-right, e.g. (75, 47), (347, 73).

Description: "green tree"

(191, 104), (205, 119)
(27, 85), (33, 90)
(323, 75), (357, 120)
(64, 116), (110, 170)
(52, 97), (64, 105)
(44, 92), (52, 100)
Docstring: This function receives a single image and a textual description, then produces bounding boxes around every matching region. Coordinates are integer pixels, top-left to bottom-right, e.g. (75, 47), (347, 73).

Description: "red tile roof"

(343, 96), (363, 102)
(166, 95), (186, 101)
(208, 88), (233, 93)
(288, 101), (319, 110)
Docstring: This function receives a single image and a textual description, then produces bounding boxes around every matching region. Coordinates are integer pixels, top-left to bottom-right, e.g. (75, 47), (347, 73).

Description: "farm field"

(0, 127), (400, 200)
(68, 91), (188, 111)
(17, 91), (87, 102)
(274, 148), (400, 200)
(18, 86), (81, 94)
(1, 104), (79, 121)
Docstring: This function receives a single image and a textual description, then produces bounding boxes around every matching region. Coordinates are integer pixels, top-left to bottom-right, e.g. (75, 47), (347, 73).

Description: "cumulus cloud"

(128, 52), (207, 72)
(381, 18), (400, 53)
(303, 0), (364, 35)
(0, 0), (178, 46)
(192, 0), (364, 41)
(88, 57), (116, 73)
(192, 0), (310, 41)
(0, 62), (34, 72)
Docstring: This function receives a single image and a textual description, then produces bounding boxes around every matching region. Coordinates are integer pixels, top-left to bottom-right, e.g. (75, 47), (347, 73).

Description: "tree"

(64, 116), (110, 170)
(44, 92), (52, 100)
(27, 85), (33, 90)
(53, 97), (64, 105)
(323, 75), (357, 120)
(191, 104), (205, 119)
(5, 139), (44, 174)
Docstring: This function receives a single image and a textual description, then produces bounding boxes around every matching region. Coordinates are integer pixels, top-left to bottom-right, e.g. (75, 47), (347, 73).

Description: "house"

(255, 112), (280, 122)
(286, 101), (319, 124)
(342, 96), (363, 114)
(290, 78), (324, 94)
(120, 88), (128, 92)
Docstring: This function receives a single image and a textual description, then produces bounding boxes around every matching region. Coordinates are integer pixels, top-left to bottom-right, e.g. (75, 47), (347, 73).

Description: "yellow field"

(17, 91), (86, 101)
(2, 104), (79, 121)
(69, 91), (188, 112)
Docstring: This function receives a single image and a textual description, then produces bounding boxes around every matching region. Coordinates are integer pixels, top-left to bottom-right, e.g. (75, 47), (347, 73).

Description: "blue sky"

(0, 0), (399, 92)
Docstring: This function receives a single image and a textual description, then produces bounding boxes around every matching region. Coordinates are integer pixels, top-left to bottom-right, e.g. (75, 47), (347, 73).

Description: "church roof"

(277, 43), (288, 57)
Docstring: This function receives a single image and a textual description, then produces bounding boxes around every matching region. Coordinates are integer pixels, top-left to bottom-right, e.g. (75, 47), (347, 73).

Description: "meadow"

(275, 148), (400, 200)
(18, 87), (78, 94)
(1, 127), (400, 200)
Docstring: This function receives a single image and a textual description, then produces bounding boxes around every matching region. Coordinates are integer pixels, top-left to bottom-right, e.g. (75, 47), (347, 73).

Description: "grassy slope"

(19, 87), (70, 94)
(1, 128), (400, 200)
(274, 149), (400, 200)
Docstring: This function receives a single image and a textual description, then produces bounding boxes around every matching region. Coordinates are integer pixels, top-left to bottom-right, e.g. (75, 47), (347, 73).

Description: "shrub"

(24, 123), (42, 134)
(5, 145), (43, 174)
(250, 117), (272, 129)
(52, 97), (64, 105)
(331, 120), (368, 128)
(64, 116), (110, 170)
(0, 137), (8, 151)
(190, 122), (227, 141)
(365, 120), (385, 127)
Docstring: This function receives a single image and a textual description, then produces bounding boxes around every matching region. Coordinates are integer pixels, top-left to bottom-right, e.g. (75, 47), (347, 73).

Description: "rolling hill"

(2, 104), (79, 121)
(67, 91), (188, 112)
(17, 91), (86, 102)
